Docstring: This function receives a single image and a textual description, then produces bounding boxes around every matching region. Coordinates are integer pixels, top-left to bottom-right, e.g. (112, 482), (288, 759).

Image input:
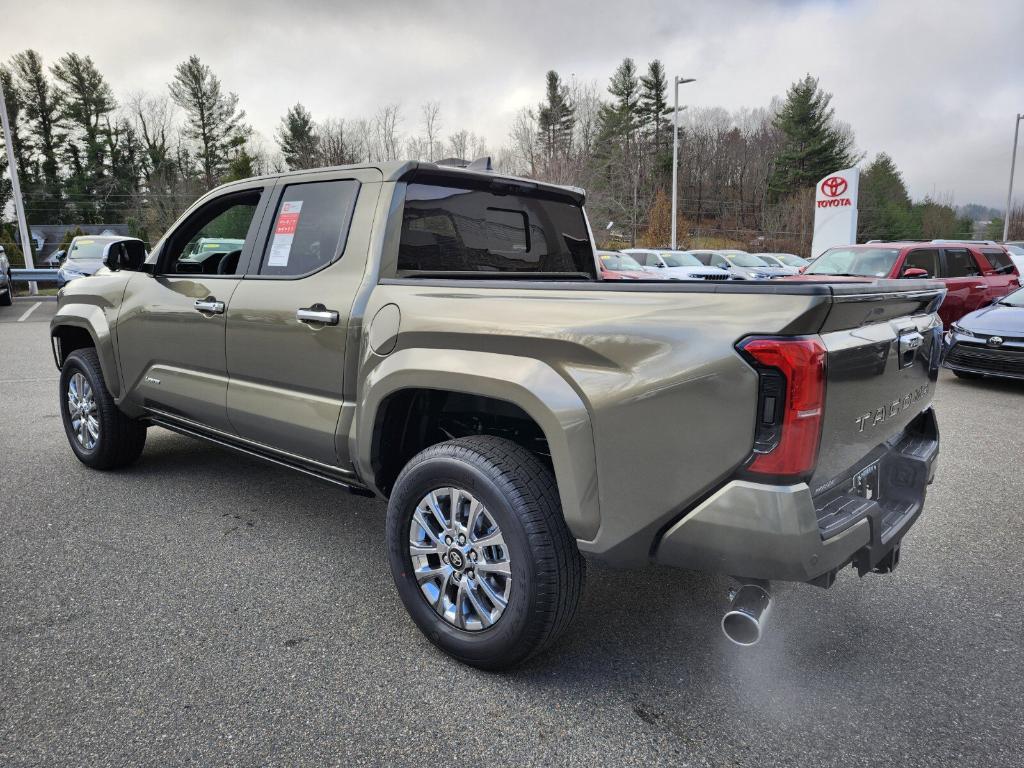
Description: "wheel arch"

(51, 309), (121, 399)
(355, 349), (601, 541)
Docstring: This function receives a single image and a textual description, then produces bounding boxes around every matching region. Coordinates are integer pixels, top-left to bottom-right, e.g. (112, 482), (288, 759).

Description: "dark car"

(1, 245), (13, 306)
(57, 236), (143, 287)
(943, 286), (1024, 381)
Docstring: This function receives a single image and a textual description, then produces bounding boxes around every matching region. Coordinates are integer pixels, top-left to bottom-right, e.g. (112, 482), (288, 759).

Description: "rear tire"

(386, 436), (585, 670)
(0, 274), (12, 306)
(59, 348), (147, 469)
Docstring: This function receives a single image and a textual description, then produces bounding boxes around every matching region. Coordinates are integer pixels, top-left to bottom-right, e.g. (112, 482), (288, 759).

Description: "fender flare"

(50, 304), (121, 399)
(354, 348), (601, 541)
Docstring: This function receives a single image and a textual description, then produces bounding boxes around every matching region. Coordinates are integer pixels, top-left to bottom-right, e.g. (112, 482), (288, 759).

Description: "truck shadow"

(119, 428), (904, 698)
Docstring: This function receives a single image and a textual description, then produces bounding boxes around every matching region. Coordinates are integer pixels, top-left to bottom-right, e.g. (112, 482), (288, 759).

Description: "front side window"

(164, 192), (262, 276)
(903, 249), (939, 276)
(260, 180), (360, 277)
(941, 248), (981, 278)
(397, 183), (595, 277)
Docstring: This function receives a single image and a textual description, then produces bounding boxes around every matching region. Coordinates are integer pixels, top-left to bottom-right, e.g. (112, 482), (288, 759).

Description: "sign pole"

(0, 76), (38, 295)
(1003, 113), (1022, 243)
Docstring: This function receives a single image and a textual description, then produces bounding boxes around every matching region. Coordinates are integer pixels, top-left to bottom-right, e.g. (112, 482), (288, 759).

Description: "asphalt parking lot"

(2, 296), (1022, 767)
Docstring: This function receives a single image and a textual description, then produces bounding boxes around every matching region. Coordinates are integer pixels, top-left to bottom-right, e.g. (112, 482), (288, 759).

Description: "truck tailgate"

(810, 284), (943, 498)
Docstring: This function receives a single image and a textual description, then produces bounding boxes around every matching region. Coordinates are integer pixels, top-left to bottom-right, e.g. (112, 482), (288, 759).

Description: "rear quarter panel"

(357, 282), (832, 564)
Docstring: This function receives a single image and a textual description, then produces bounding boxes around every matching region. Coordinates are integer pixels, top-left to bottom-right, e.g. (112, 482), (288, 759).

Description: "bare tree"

(421, 101), (441, 162)
(447, 129), (469, 161)
(318, 117), (359, 166)
(374, 104), (402, 161)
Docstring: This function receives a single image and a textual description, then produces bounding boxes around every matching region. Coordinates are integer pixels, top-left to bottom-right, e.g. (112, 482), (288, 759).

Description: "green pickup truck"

(50, 161), (943, 668)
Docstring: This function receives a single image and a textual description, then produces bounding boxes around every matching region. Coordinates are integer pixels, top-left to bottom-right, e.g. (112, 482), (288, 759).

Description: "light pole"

(1003, 113), (1023, 243)
(671, 76), (696, 250)
(0, 75), (37, 295)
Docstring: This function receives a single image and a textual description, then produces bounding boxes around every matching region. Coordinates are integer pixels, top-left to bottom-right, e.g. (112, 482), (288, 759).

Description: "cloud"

(8, 0), (1023, 207)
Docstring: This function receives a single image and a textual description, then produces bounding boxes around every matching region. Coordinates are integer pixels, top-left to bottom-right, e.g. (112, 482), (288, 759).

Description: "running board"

(148, 415), (376, 497)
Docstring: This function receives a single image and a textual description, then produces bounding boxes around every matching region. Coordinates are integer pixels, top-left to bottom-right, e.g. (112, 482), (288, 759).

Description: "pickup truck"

(50, 161), (943, 669)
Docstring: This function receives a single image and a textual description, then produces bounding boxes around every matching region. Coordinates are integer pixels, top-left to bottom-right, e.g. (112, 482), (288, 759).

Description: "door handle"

(296, 306), (339, 326)
(974, 285), (987, 290)
(194, 298), (225, 314)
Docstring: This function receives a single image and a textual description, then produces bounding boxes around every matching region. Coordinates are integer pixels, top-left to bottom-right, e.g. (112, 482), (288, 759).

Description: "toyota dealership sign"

(810, 167), (859, 258)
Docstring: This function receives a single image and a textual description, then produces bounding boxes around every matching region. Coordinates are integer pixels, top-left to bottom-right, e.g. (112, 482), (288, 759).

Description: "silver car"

(0, 245), (12, 307)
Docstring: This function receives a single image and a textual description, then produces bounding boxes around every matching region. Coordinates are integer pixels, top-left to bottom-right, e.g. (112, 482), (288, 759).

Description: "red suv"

(797, 240), (1020, 328)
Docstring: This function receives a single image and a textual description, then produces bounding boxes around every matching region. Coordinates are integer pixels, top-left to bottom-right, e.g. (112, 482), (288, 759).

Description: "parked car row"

(598, 248), (810, 281)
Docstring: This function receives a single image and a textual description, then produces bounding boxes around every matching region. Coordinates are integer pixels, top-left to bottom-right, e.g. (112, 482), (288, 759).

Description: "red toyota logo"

(821, 176), (848, 197)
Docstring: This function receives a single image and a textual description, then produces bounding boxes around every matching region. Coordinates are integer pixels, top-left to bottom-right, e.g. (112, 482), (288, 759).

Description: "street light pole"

(1003, 113), (1023, 243)
(671, 76), (696, 250)
(0, 75), (38, 295)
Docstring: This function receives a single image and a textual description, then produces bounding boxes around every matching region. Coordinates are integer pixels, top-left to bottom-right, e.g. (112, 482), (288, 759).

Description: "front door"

(225, 171), (380, 466)
(116, 186), (270, 431)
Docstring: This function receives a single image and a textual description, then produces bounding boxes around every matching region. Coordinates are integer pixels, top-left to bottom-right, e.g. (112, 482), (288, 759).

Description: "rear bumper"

(654, 407), (939, 585)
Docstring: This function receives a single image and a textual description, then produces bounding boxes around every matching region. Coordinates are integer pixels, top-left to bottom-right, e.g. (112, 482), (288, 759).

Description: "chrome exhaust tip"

(722, 580), (772, 646)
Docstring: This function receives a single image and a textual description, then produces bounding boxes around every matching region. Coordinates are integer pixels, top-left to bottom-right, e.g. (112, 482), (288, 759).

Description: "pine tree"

(169, 56), (249, 188)
(277, 103), (320, 170)
(639, 60), (669, 152)
(536, 71), (574, 161)
(768, 75), (856, 199)
(602, 58), (641, 148)
(857, 152), (914, 241)
(52, 53), (117, 222)
(10, 50), (64, 222)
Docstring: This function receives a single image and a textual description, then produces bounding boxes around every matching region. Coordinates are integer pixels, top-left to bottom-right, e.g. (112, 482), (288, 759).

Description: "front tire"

(59, 348), (147, 469)
(386, 436), (585, 670)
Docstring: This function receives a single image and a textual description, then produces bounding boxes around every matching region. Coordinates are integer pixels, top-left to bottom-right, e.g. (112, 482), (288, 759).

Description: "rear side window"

(398, 183), (595, 277)
(941, 248), (981, 278)
(981, 249), (1015, 274)
(260, 180), (360, 277)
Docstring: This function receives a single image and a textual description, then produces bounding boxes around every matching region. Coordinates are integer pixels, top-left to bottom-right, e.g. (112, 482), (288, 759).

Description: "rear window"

(981, 249), (1016, 274)
(398, 183), (596, 277)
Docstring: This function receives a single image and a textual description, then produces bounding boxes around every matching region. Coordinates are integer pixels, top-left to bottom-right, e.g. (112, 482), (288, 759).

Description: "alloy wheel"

(67, 372), (99, 451)
(408, 487), (512, 631)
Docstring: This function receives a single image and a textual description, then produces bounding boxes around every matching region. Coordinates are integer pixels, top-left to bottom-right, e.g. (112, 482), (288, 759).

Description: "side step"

(148, 415), (376, 497)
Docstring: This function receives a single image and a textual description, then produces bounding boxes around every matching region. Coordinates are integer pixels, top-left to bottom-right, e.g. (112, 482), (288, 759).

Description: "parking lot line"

(17, 301), (42, 322)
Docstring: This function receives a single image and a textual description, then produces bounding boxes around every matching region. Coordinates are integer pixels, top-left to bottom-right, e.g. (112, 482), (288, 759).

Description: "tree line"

(1, 49), (1016, 264)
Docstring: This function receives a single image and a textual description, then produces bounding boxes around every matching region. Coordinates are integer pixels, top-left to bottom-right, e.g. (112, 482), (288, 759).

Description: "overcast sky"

(9, 0), (1024, 208)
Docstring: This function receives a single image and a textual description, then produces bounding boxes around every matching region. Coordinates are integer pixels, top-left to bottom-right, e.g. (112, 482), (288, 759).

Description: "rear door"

(978, 247), (1021, 301)
(938, 247), (988, 326)
(117, 184), (271, 430)
(224, 169), (381, 466)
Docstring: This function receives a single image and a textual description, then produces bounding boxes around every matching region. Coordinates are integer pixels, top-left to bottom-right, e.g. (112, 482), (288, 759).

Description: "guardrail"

(10, 269), (60, 283)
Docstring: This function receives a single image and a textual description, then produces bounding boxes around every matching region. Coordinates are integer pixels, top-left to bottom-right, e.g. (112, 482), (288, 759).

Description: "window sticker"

(267, 201), (303, 267)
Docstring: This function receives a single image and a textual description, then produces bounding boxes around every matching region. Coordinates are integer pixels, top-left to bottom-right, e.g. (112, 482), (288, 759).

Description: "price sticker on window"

(267, 201), (303, 267)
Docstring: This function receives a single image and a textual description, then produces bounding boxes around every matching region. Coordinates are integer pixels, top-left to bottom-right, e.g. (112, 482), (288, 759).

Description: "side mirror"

(104, 240), (147, 272)
(655, 262), (665, 268)
(902, 267), (929, 279)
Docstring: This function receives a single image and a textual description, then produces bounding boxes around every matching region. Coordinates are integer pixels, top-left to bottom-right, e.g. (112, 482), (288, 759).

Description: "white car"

(1004, 243), (1024, 274)
(758, 253), (809, 275)
(687, 250), (782, 280)
(622, 249), (732, 280)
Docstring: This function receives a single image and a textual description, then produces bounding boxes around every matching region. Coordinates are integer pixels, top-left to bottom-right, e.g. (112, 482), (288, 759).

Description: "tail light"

(737, 336), (827, 482)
